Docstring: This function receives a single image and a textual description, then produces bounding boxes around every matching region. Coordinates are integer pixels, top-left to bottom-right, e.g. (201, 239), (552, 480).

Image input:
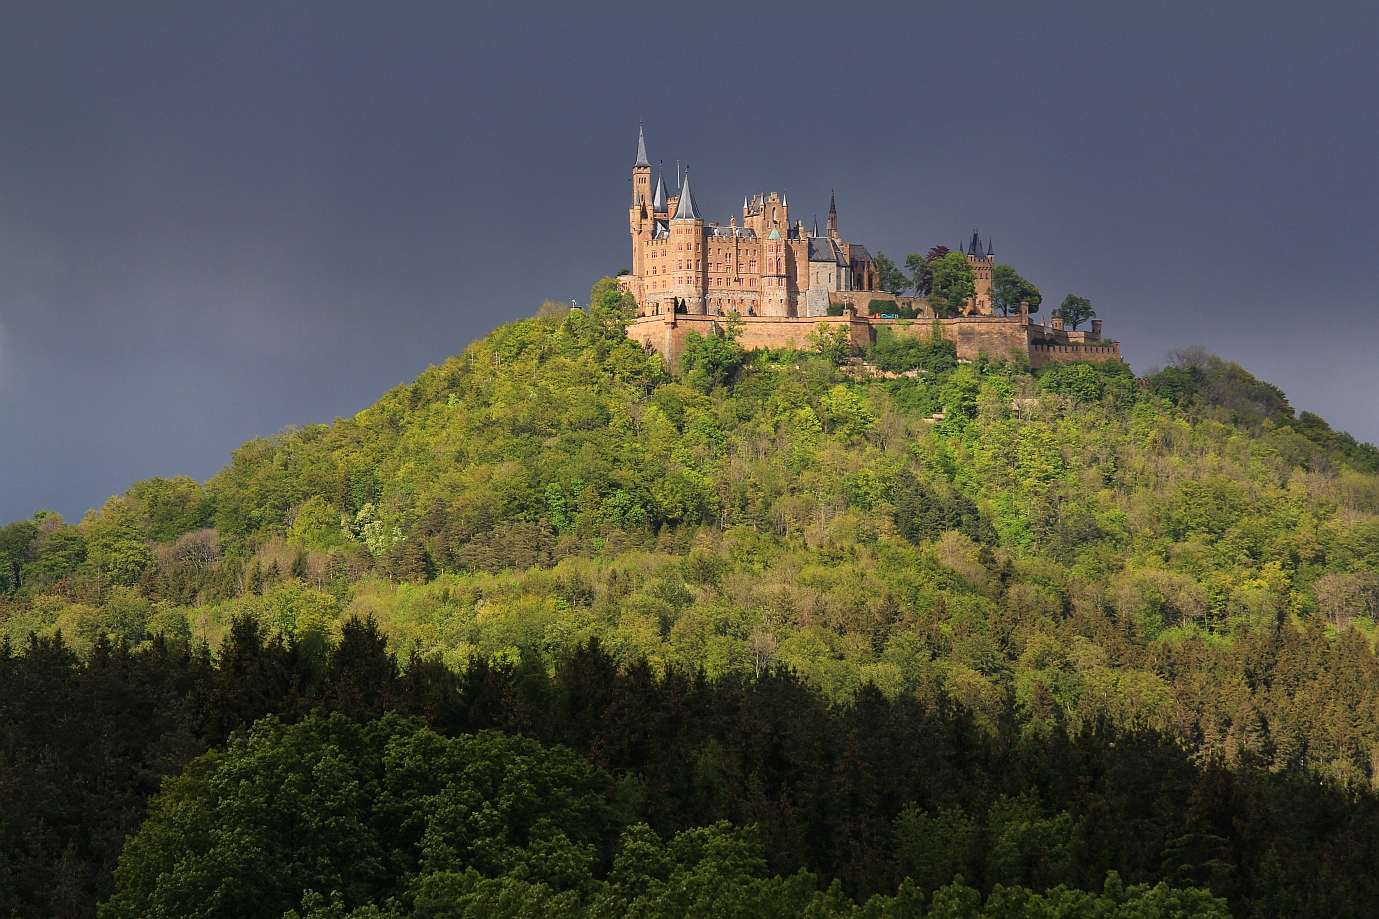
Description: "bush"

(867, 325), (957, 374)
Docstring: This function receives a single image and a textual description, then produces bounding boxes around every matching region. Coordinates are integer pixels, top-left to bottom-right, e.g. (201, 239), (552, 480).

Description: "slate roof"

(673, 169), (701, 220)
(808, 237), (847, 264)
(634, 125), (649, 168)
(651, 167), (669, 212)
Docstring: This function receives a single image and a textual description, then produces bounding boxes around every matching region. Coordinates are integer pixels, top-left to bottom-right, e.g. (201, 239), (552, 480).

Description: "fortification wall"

(627, 312), (1121, 371)
(874, 315), (1032, 362)
(1028, 342), (1122, 369)
(627, 314), (872, 367)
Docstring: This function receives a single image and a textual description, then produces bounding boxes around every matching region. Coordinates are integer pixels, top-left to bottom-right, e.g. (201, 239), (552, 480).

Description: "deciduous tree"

(990, 264), (1042, 316)
(1058, 294), (1095, 330)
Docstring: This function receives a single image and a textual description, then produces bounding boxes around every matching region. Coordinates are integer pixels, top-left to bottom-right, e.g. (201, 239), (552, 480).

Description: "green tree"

(21, 525), (87, 587)
(590, 277), (638, 325)
(126, 476), (211, 542)
(679, 330), (746, 391)
(929, 252), (976, 317)
(808, 324), (852, 366)
(83, 498), (154, 586)
(873, 251), (910, 296)
(288, 496), (347, 551)
(990, 264), (1042, 316)
(102, 714), (612, 919)
(0, 518), (39, 593)
(819, 384), (876, 438)
(905, 252), (930, 295)
(1058, 294), (1095, 330)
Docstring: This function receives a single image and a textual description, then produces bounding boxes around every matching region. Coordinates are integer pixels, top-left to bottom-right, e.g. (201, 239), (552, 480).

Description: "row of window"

(646, 277), (763, 291)
(652, 260), (780, 275)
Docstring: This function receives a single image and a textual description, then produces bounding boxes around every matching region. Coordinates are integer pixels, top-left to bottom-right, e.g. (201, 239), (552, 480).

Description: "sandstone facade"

(617, 127), (1118, 369)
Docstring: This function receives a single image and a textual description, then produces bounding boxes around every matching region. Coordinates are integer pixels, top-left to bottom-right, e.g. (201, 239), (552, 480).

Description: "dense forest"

(3, 279), (1379, 917)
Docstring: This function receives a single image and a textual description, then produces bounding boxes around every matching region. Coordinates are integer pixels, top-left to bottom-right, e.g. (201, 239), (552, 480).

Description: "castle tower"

(761, 227), (790, 316)
(826, 190), (839, 241)
(670, 168), (706, 315)
(965, 230), (995, 315)
(744, 191), (788, 239)
(632, 124), (651, 204)
(629, 127), (651, 279)
(628, 125), (653, 284)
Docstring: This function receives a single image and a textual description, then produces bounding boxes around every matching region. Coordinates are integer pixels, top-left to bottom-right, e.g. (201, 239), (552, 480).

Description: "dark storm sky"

(2, 2), (1377, 524)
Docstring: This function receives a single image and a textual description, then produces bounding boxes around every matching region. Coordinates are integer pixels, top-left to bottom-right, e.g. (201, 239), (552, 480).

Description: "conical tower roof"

(634, 124), (649, 168)
(652, 163), (669, 212)
(673, 168), (701, 220)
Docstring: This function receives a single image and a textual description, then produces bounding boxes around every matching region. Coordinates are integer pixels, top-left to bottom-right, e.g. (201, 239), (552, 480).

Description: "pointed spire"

(829, 189), (837, 215)
(634, 123), (649, 168)
(986, 238), (994, 257)
(673, 167), (701, 220)
(743, 194), (749, 211)
(969, 230), (981, 256)
(652, 161), (668, 212)
(781, 191), (788, 208)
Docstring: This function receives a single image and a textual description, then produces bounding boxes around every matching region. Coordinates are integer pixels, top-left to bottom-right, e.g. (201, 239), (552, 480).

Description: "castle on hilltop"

(619, 127), (1119, 369)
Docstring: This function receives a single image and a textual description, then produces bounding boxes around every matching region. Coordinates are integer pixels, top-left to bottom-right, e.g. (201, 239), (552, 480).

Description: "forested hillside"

(3, 280), (1379, 917)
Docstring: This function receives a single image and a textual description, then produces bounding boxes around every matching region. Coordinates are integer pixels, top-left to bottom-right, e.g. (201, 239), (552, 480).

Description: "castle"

(620, 127), (1120, 369)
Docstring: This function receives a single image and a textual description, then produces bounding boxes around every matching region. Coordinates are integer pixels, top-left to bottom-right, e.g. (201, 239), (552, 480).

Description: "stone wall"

(1028, 342), (1122, 369)
(627, 311), (1121, 371)
(626, 314), (872, 367)
(874, 315), (1032, 362)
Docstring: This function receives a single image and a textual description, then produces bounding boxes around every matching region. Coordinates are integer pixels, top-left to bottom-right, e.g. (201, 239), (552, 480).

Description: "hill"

(3, 280), (1379, 916)
(6, 282), (1379, 771)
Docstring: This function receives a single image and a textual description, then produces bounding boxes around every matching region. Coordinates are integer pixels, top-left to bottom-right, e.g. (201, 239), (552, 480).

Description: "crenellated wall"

(1028, 342), (1122, 368)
